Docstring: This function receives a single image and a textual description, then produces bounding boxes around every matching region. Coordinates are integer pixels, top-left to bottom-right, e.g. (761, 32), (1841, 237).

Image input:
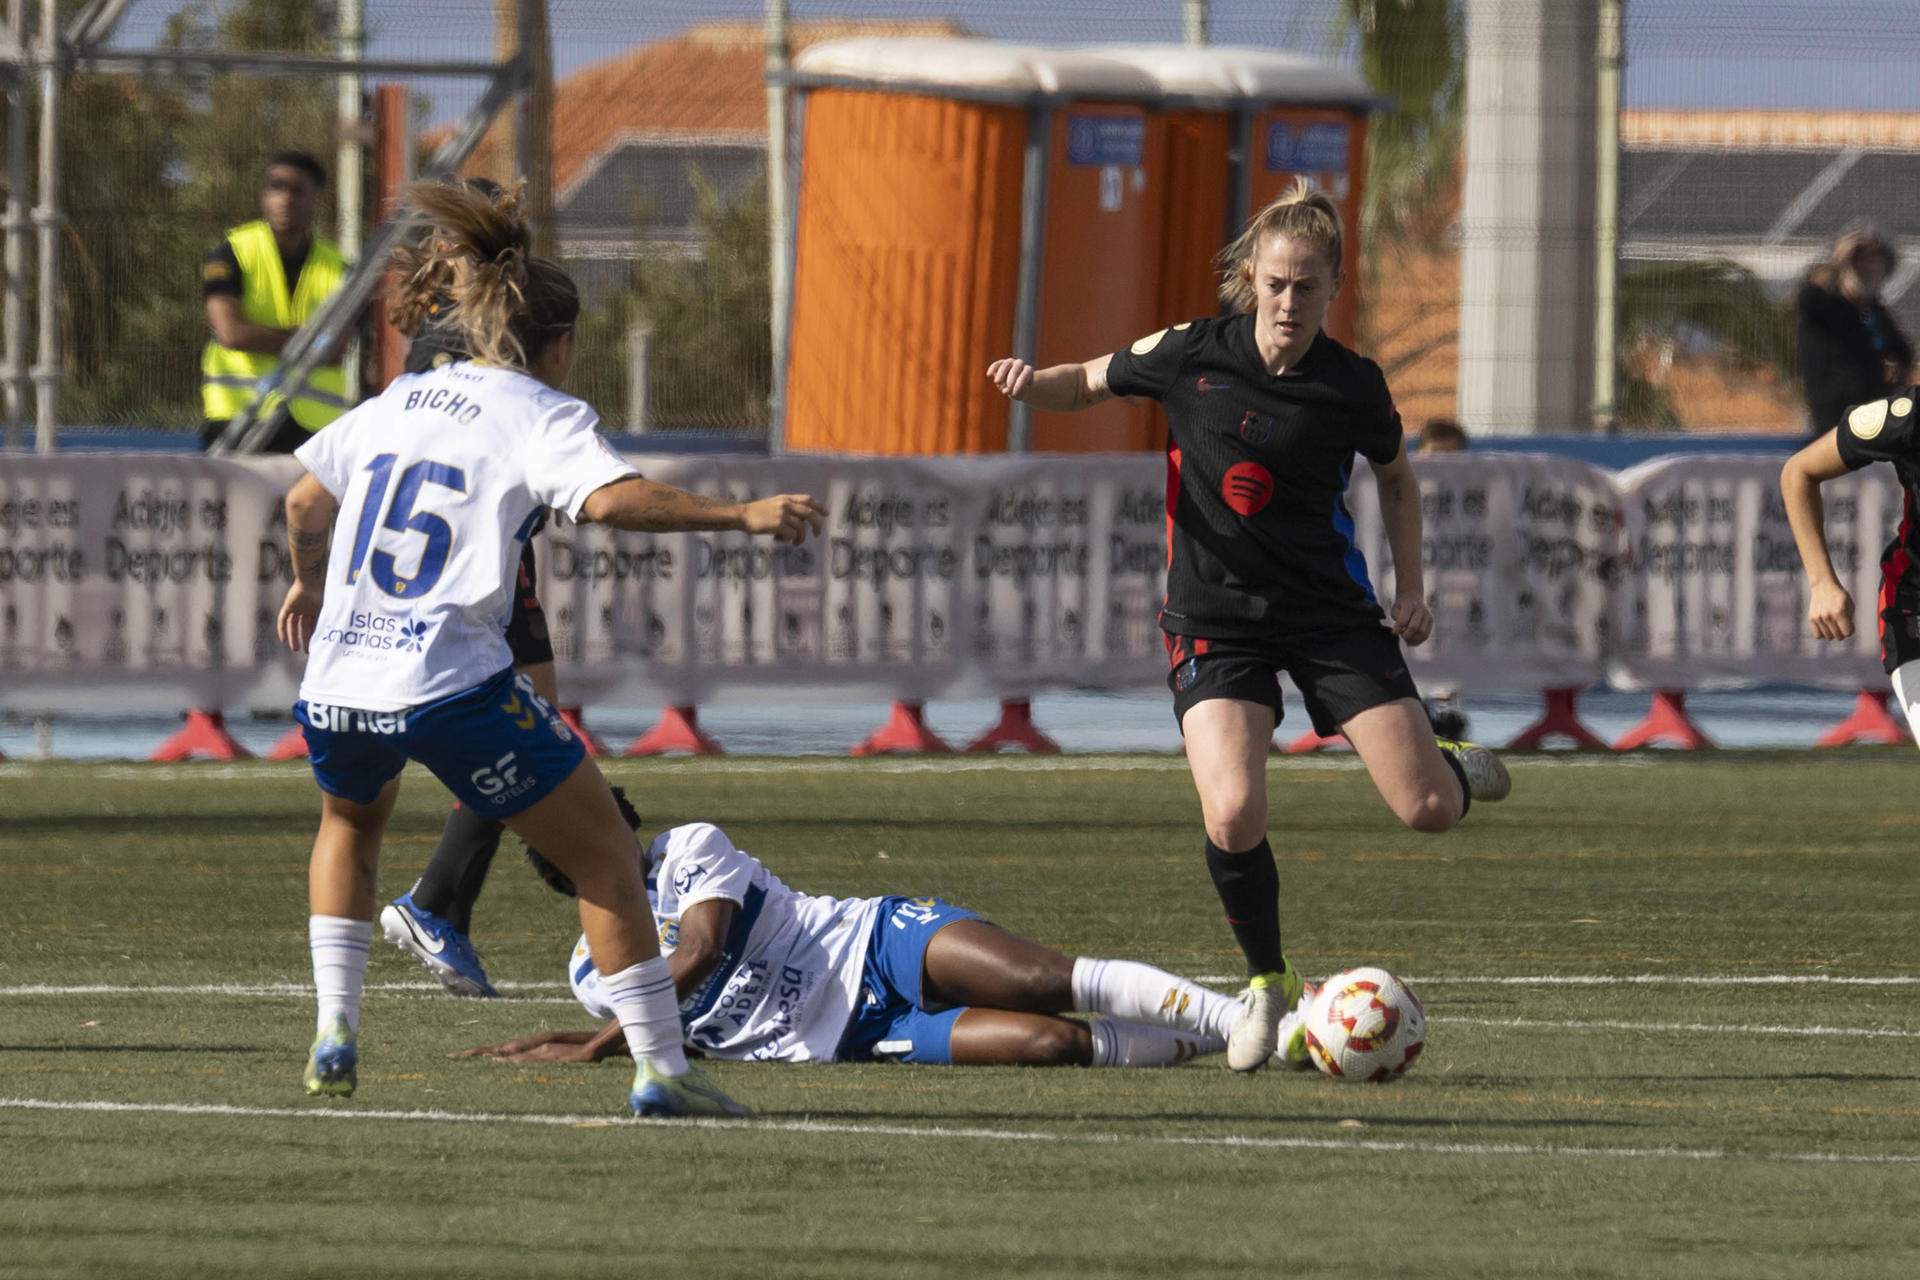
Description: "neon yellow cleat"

(1436, 737), (1512, 803)
(1225, 957), (1305, 1072)
(303, 1016), (357, 1098)
(1272, 979), (1321, 1071)
(629, 1062), (751, 1119)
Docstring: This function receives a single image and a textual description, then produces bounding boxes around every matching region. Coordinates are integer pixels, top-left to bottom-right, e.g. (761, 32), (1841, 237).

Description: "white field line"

(0, 1097), (1912, 1169)
(3, 979), (1915, 1041)
(7, 974), (1920, 1000)
(1447, 1016), (1920, 1039)
(0, 980), (578, 1004)
(0, 752), (1654, 782)
(1411, 974), (1920, 987)
(1193, 973), (1920, 988)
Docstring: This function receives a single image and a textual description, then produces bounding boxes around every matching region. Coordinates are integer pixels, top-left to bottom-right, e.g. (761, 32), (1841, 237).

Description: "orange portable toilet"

(781, 39), (1160, 456)
(1088, 47), (1375, 345)
(777, 39), (1373, 456)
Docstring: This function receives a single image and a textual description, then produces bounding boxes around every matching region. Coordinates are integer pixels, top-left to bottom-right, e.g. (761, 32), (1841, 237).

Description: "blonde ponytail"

(1215, 179), (1344, 313)
(388, 180), (578, 369)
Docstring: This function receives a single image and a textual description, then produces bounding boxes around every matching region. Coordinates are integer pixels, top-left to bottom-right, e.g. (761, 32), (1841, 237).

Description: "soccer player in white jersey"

(275, 182), (825, 1117)
(459, 822), (1312, 1071)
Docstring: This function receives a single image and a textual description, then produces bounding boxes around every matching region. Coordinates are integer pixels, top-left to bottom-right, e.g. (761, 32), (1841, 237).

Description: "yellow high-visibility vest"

(200, 220), (349, 432)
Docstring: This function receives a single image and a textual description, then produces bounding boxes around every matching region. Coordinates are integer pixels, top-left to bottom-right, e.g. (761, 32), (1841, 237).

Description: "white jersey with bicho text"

(570, 823), (881, 1063)
(293, 361), (636, 711)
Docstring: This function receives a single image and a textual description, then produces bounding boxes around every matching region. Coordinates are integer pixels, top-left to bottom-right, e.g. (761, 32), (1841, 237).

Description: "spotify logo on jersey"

(1221, 462), (1275, 517)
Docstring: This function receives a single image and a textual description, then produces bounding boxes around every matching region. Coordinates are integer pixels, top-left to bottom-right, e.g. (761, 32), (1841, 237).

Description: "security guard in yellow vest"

(200, 151), (352, 452)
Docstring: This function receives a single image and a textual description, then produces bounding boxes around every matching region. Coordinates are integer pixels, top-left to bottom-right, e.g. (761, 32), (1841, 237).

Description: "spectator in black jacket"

(1796, 224), (1912, 436)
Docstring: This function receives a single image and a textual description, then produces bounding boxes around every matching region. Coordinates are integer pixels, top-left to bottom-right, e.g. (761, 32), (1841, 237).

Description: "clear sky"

(105, 0), (1920, 117)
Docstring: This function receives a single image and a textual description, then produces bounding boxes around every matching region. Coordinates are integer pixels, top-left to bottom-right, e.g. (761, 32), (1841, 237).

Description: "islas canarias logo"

(315, 611), (433, 653)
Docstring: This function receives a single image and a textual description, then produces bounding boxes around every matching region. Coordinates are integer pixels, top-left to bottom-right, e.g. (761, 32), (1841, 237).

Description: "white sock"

(600, 956), (689, 1076)
(309, 915), (373, 1035)
(1087, 1018), (1225, 1068)
(1072, 956), (1241, 1042)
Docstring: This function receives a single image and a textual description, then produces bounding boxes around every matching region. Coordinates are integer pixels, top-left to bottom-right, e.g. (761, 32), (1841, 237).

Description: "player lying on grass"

(460, 821), (1312, 1070)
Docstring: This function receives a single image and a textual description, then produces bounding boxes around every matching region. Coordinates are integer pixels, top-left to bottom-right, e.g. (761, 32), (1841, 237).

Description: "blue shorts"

(834, 896), (981, 1065)
(295, 667), (586, 818)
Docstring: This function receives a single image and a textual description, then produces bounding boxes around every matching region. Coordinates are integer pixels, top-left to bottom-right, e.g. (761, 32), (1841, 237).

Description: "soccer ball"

(1301, 966), (1426, 1083)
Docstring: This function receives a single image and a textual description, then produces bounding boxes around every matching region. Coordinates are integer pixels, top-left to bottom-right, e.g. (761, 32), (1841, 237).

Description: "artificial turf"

(2, 752), (1917, 1278)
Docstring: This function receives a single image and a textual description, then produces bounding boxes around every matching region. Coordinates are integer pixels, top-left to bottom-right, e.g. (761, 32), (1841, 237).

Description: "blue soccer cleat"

(629, 1062), (752, 1119)
(304, 1016), (358, 1098)
(379, 892), (498, 998)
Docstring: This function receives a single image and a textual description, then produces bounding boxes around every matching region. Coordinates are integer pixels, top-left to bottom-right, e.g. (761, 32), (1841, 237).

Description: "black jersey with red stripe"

(1833, 388), (1920, 668)
(1105, 315), (1404, 639)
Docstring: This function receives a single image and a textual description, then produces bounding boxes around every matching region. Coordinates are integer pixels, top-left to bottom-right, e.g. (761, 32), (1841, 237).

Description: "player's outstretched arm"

(1369, 444), (1433, 646)
(454, 1021), (626, 1065)
(986, 354), (1115, 413)
(456, 900), (737, 1065)
(579, 478), (825, 546)
(1780, 430), (1856, 640)
(277, 472), (337, 653)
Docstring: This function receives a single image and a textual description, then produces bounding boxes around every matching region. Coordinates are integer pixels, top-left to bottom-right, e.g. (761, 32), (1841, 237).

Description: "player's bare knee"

(1401, 788), (1460, 834)
(1205, 807), (1267, 852)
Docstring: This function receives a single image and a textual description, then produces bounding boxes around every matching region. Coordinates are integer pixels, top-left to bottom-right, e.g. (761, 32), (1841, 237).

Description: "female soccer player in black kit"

(987, 182), (1510, 1071)
(1781, 389), (1920, 738)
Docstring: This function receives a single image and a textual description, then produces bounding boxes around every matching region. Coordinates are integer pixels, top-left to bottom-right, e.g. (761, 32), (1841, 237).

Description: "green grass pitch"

(2, 752), (1918, 1278)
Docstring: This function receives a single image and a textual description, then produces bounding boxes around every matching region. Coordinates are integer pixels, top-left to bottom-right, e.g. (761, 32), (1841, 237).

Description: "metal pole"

(1592, 0), (1622, 431)
(516, 0), (554, 257)
(764, 0), (791, 453)
(1227, 107), (1252, 241)
(3, 0), (29, 447)
(1008, 105), (1053, 454)
(30, 0), (57, 453)
(625, 317), (651, 432)
(336, 0), (363, 404)
(1183, 0), (1209, 48)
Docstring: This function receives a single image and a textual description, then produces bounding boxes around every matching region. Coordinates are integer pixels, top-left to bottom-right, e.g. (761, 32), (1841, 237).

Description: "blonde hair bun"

(1215, 178), (1344, 314)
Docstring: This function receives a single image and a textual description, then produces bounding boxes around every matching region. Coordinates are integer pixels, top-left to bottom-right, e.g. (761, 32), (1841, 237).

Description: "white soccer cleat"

(1437, 738), (1511, 803)
(1225, 961), (1304, 1073)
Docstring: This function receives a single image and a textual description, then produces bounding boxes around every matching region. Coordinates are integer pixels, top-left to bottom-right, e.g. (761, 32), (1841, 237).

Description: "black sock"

(447, 830), (501, 936)
(412, 804), (503, 934)
(1437, 747), (1472, 819)
(1203, 838), (1284, 976)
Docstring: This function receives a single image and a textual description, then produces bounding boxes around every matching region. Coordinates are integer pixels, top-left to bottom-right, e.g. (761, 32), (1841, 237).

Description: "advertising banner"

(1608, 455), (1895, 689)
(1348, 452), (1621, 690)
(0, 449), (1893, 717)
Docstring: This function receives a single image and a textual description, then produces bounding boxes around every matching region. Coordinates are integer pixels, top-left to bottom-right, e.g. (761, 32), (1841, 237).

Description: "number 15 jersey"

(294, 361), (636, 712)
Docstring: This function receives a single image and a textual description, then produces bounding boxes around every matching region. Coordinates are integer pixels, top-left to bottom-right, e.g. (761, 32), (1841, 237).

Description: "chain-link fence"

(7, 1), (1920, 442)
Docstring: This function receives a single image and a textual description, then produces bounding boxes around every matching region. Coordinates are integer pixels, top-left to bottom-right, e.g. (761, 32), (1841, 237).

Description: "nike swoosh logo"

(1196, 377), (1231, 393)
(394, 910), (446, 956)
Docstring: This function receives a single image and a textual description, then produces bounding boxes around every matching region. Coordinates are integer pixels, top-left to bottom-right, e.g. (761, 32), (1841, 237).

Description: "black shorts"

(1164, 626), (1421, 738)
(505, 540), (553, 667)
